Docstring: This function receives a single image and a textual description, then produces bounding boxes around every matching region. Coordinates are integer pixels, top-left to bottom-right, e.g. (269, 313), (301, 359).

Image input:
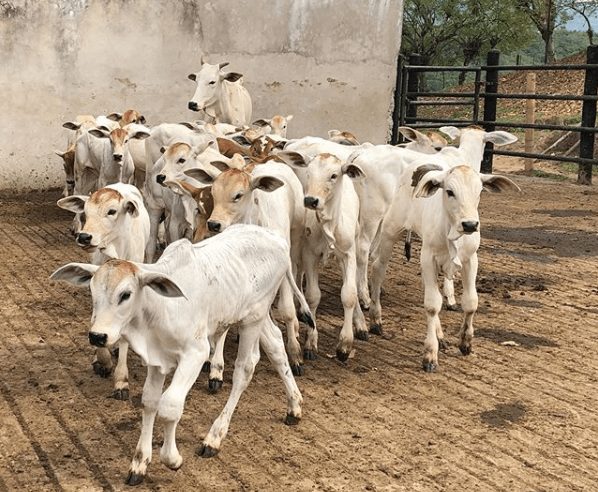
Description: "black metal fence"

(390, 46), (598, 185)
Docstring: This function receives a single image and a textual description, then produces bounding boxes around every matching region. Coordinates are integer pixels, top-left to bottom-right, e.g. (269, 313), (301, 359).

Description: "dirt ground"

(0, 173), (597, 492)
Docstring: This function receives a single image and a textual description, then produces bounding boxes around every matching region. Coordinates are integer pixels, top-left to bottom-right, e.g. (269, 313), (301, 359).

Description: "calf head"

(107, 109), (147, 127)
(89, 126), (150, 163)
(253, 115), (293, 138)
(398, 127), (448, 153)
(412, 164), (520, 240)
(278, 152), (365, 211)
(439, 125), (518, 146)
(50, 260), (185, 347)
(187, 60), (243, 112)
(55, 145), (76, 195)
(155, 140), (216, 187)
(185, 154), (284, 233)
(57, 187), (141, 256)
(328, 130), (360, 146)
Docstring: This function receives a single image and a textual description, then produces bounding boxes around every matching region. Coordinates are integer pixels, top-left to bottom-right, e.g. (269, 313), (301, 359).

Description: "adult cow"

(187, 59), (252, 126)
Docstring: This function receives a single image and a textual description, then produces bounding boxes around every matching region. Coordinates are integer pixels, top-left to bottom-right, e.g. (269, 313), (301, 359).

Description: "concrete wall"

(0, 0), (403, 191)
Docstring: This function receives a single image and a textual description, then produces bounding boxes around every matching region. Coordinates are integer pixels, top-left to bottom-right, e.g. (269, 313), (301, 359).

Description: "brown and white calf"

(107, 109), (147, 128)
(57, 182), (150, 399)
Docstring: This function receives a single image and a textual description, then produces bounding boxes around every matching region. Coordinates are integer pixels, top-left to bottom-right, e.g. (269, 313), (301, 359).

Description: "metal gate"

(390, 47), (598, 184)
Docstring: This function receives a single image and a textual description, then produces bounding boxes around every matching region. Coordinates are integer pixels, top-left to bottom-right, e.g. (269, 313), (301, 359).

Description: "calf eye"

(118, 291), (131, 304)
(209, 81), (216, 85)
(178, 158), (186, 164)
(446, 190), (455, 198)
(331, 173), (338, 180)
(107, 209), (117, 216)
(233, 193), (243, 202)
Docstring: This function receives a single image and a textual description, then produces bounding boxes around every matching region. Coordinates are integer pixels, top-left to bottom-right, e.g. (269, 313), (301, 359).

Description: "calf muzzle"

(113, 154), (123, 162)
(156, 174), (166, 184)
(89, 331), (108, 347)
(76, 232), (92, 246)
(461, 221), (479, 233)
(188, 101), (199, 111)
(304, 196), (319, 209)
(207, 220), (221, 233)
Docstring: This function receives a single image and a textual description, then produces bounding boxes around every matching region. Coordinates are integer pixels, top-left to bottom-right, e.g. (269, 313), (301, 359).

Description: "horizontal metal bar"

(405, 65), (482, 72)
(407, 91), (477, 98)
(479, 92), (598, 102)
(480, 64), (598, 71)
(492, 149), (597, 165)
(410, 100), (475, 106)
(404, 122), (474, 129)
(487, 121), (592, 132)
(407, 118), (476, 125)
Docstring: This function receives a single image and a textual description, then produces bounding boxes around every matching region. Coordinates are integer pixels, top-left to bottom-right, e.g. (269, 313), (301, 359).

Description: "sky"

(565, 9), (598, 31)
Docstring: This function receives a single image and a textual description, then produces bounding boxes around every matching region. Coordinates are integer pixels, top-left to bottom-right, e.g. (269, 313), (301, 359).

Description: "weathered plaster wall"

(0, 0), (403, 191)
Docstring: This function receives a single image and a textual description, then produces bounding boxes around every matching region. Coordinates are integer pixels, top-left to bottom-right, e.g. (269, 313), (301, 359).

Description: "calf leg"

(302, 252), (320, 361)
(199, 321), (262, 457)
(112, 340), (130, 400)
(336, 250), (361, 361)
(92, 347), (113, 378)
(158, 340), (210, 470)
(443, 276), (459, 311)
(208, 328), (229, 393)
(277, 278), (303, 376)
(260, 317), (303, 424)
(356, 220), (379, 310)
(421, 248), (442, 372)
(458, 253), (479, 356)
(126, 366), (166, 486)
(145, 207), (163, 262)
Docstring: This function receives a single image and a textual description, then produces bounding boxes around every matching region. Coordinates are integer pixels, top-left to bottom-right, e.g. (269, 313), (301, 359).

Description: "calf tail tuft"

(285, 263), (315, 329)
(404, 230), (412, 262)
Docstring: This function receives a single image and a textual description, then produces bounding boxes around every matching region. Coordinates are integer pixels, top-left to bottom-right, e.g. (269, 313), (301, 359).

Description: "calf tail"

(285, 265), (315, 329)
(404, 230), (412, 261)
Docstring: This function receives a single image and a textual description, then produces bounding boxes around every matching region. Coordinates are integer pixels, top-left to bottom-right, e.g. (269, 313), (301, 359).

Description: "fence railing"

(390, 46), (598, 184)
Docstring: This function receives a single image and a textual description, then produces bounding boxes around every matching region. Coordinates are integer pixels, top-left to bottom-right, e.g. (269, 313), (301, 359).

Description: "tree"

(565, 0), (598, 44)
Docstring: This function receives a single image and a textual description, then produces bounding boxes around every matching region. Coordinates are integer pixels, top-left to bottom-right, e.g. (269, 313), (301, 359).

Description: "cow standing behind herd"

(49, 60), (520, 486)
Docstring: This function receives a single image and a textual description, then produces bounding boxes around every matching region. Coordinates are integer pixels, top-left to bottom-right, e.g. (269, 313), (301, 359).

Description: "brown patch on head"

(164, 142), (192, 158)
(90, 187), (123, 205)
(97, 259), (139, 291)
(426, 132), (448, 147)
(110, 128), (128, 145)
(122, 109), (142, 126)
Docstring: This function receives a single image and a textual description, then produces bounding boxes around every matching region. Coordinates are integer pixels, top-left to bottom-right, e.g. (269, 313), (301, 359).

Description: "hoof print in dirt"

(208, 378), (223, 394)
(336, 350), (349, 362)
(125, 471), (145, 486)
(438, 338), (450, 352)
(355, 330), (369, 341)
(303, 349), (317, 361)
(92, 361), (112, 378)
(284, 413), (301, 426)
(422, 361), (437, 373)
(459, 344), (472, 356)
(197, 444), (219, 458)
(291, 363), (304, 377)
(369, 324), (383, 336)
(113, 388), (130, 401)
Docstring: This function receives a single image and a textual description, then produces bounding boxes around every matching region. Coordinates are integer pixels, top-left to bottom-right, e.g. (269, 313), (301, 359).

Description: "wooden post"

(525, 72), (536, 173)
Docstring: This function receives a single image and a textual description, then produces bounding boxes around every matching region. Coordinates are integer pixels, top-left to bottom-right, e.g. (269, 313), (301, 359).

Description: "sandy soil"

(0, 175), (597, 491)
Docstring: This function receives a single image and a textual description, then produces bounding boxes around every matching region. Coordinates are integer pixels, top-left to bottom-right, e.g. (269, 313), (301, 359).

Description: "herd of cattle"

(49, 60), (521, 485)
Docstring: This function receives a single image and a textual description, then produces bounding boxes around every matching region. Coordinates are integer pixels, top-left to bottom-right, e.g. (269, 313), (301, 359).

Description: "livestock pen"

(0, 174), (596, 491)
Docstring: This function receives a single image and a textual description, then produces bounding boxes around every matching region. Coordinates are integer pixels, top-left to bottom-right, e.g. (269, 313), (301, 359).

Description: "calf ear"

(286, 114), (294, 122)
(106, 112), (122, 122)
(481, 174), (521, 193)
(50, 263), (99, 287)
(398, 126), (428, 144)
(184, 168), (215, 185)
(140, 272), (187, 299)
(251, 175), (285, 192)
(54, 149), (67, 159)
(89, 128), (110, 139)
(412, 165), (446, 198)
(124, 200), (139, 217)
(129, 130), (150, 140)
(252, 119), (271, 128)
(276, 151), (308, 168)
(229, 153), (245, 169)
(178, 121), (196, 130)
(222, 72), (243, 82)
(192, 140), (216, 157)
(165, 179), (204, 198)
(63, 121), (82, 131)
(219, 62), (230, 70)
(139, 115), (146, 125)
(210, 160), (231, 172)
(57, 195), (88, 214)
(342, 162), (366, 179)
(188, 73), (197, 81)
(438, 126), (461, 141)
(484, 131), (518, 146)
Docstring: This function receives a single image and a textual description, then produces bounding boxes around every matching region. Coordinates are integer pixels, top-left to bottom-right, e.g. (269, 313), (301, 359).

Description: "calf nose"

(156, 174), (166, 184)
(89, 332), (108, 347)
(113, 154), (123, 162)
(188, 101), (199, 111)
(207, 221), (221, 233)
(77, 232), (92, 245)
(461, 221), (479, 233)
(304, 196), (319, 209)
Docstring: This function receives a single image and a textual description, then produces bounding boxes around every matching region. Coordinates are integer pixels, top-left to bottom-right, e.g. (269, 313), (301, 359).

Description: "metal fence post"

(406, 53), (421, 125)
(390, 53), (404, 144)
(482, 50), (500, 173)
(578, 45), (598, 185)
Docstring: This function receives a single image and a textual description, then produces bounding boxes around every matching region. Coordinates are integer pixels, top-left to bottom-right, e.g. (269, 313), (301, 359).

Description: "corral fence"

(390, 46), (598, 185)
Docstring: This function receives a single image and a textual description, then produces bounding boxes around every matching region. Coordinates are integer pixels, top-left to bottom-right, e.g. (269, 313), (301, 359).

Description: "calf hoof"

(284, 413), (301, 426)
(438, 338), (450, 352)
(291, 363), (304, 377)
(197, 444), (219, 458)
(369, 324), (383, 336)
(336, 349), (349, 362)
(445, 303), (461, 312)
(208, 378), (223, 394)
(125, 471), (145, 486)
(113, 388), (130, 401)
(201, 361), (211, 373)
(303, 349), (317, 361)
(422, 360), (437, 373)
(355, 330), (369, 341)
(92, 361), (112, 378)
(459, 343), (472, 356)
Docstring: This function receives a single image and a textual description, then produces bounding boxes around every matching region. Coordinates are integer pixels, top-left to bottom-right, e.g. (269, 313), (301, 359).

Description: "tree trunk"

(541, 29), (556, 63)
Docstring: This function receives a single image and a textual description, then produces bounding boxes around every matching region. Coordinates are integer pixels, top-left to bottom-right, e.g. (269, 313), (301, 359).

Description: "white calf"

(51, 225), (311, 485)
(57, 183), (150, 399)
(397, 126), (449, 153)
